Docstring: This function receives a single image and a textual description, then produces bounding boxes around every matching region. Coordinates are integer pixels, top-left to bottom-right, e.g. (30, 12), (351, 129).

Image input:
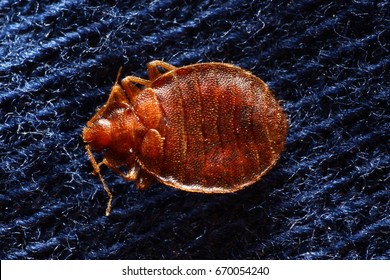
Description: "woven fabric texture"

(1, 0), (389, 259)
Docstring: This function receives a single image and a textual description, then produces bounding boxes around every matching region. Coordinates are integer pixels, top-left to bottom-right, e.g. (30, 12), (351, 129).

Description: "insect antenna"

(115, 66), (123, 85)
(85, 144), (113, 216)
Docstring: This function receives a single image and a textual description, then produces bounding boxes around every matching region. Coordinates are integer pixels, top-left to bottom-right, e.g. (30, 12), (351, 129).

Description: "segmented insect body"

(83, 61), (287, 215)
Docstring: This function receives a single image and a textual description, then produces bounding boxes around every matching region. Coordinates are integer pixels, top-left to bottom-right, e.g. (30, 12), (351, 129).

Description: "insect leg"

(135, 169), (155, 190)
(103, 160), (139, 182)
(147, 60), (177, 81)
(121, 76), (151, 104)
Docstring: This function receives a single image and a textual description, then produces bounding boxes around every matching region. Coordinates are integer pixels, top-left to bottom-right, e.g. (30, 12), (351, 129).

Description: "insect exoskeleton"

(83, 60), (287, 215)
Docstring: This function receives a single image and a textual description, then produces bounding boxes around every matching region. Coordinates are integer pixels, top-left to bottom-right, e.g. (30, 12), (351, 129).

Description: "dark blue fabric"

(1, 0), (389, 259)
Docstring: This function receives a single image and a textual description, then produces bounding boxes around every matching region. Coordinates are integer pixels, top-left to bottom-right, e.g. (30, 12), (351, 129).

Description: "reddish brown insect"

(83, 61), (287, 215)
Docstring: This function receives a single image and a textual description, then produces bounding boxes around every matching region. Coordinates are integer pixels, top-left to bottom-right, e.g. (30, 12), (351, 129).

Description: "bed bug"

(83, 60), (287, 215)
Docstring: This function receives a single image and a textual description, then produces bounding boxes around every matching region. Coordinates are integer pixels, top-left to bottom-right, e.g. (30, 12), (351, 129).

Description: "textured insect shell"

(133, 63), (287, 194)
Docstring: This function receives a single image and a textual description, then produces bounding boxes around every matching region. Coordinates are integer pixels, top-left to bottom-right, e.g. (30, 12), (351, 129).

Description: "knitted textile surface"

(1, 0), (389, 259)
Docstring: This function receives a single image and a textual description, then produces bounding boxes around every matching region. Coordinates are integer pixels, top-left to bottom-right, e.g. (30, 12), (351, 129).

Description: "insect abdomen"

(145, 63), (287, 193)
